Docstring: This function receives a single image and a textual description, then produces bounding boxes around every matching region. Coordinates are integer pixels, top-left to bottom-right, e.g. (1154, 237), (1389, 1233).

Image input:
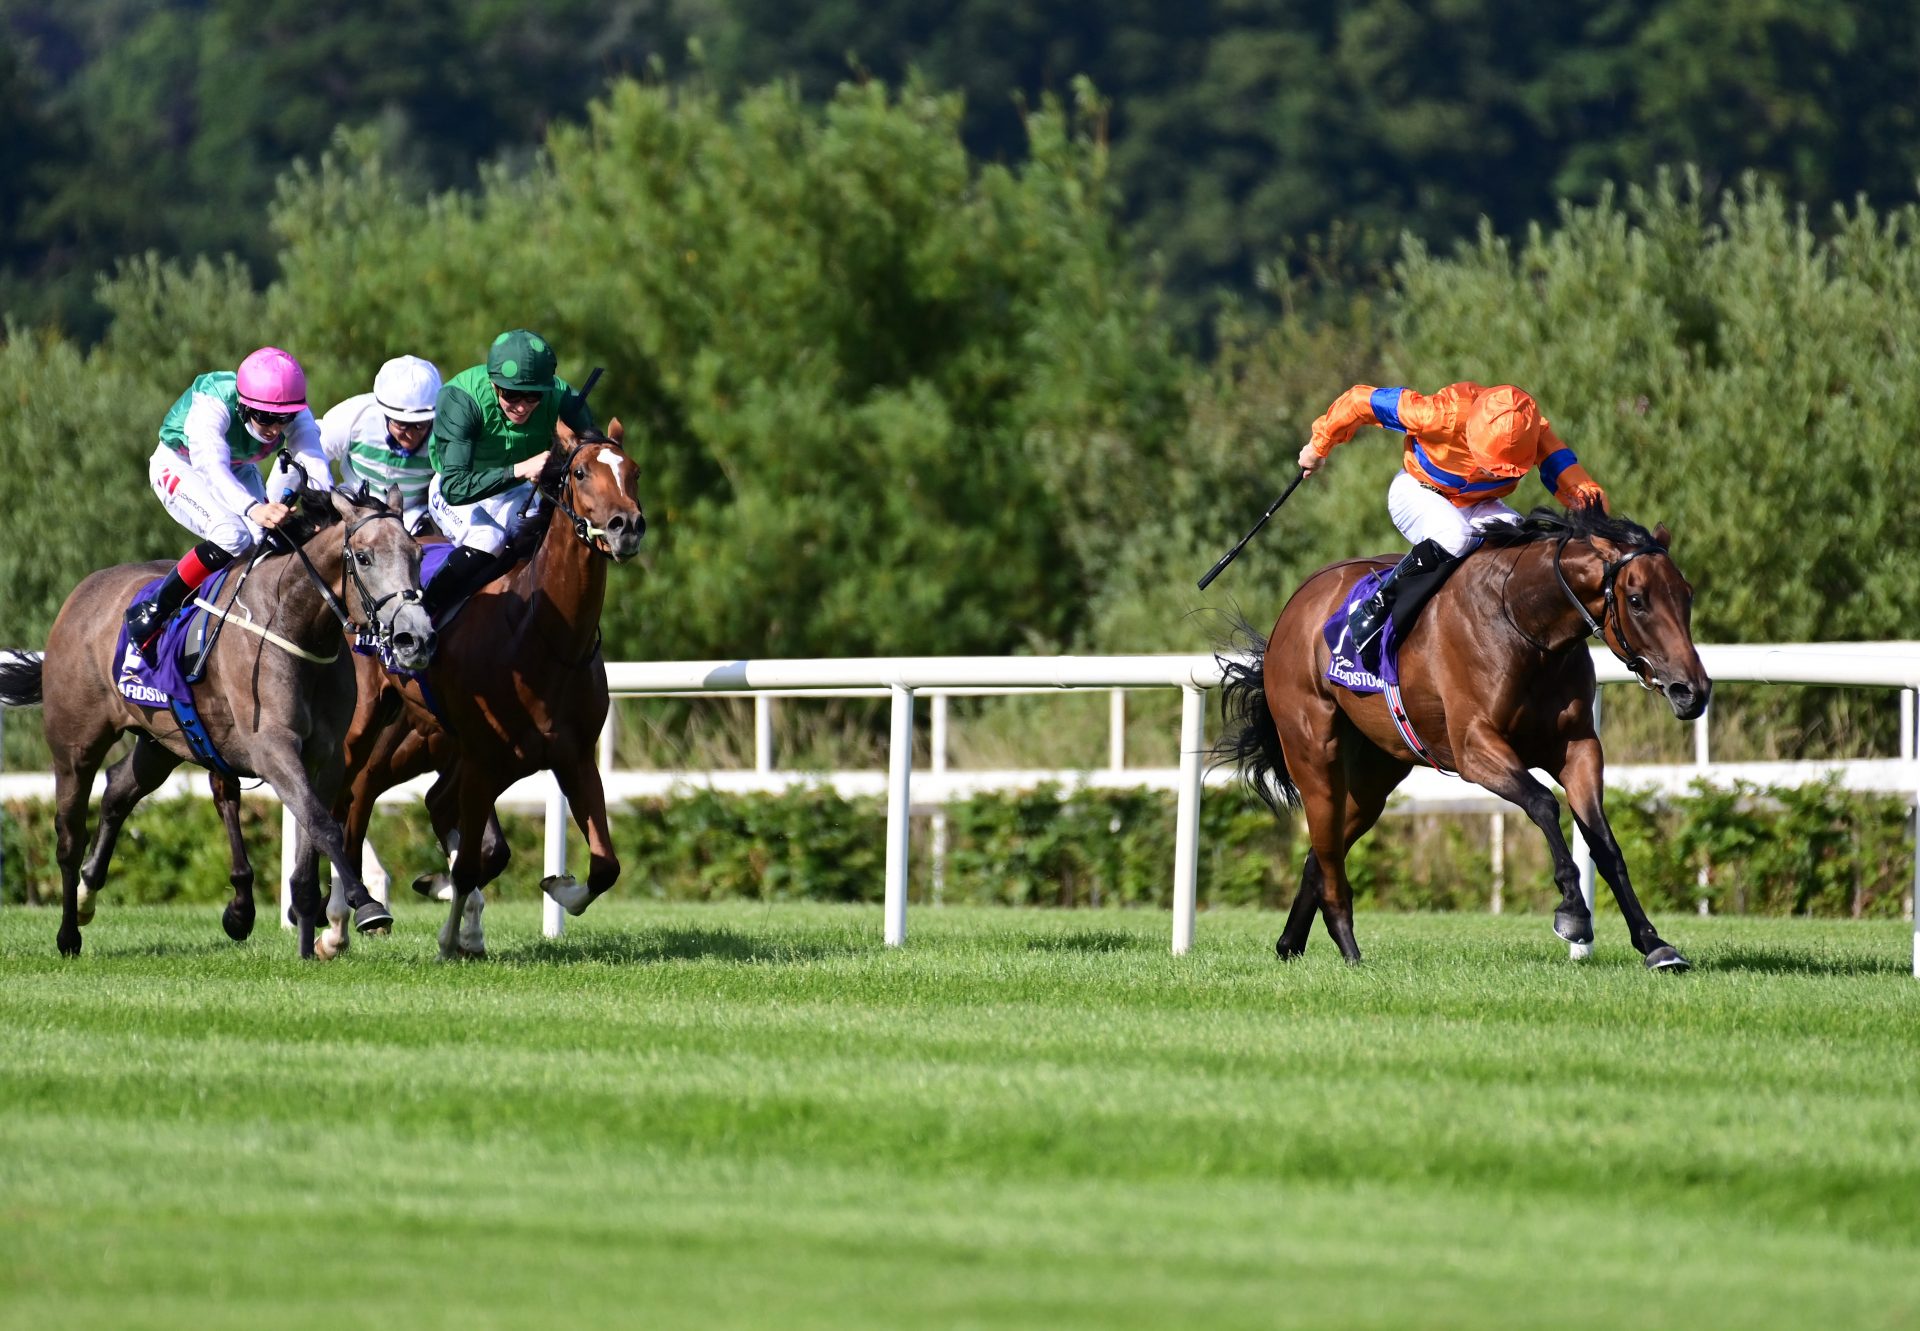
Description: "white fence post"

(1489, 812), (1504, 915)
(754, 695), (774, 773)
(930, 693), (948, 908)
(1109, 688), (1127, 772)
(1171, 684), (1204, 956)
(543, 776), (568, 939)
(885, 684), (913, 946)
(279, 804), (297, 929)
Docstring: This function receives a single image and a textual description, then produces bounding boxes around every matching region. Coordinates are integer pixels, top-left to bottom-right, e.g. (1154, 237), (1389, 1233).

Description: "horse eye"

(1627, 593), (1646, 612)
(573, 466), (587, 480)
(355, 551), (372, 567)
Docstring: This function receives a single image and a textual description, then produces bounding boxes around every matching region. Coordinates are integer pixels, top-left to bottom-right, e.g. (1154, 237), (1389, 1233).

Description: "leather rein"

(1550, 536), (1667, 690)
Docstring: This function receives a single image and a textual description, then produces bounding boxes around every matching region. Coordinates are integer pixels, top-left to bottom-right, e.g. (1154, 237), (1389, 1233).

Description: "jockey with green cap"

(421, 329), (596, 618)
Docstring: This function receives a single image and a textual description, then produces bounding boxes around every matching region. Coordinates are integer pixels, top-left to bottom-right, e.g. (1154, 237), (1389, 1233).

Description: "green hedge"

(3, 778), (1910, 919)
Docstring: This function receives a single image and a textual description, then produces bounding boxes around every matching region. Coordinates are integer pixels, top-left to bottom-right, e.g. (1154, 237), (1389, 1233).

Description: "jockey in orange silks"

(1296, 382), (1608, 648)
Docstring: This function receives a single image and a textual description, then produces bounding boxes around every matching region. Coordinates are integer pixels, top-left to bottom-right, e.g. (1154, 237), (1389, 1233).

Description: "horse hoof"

(1275, 938), (1305, 962)
(353, 901), (395, 934)
(411, 872), (452, 901)
(315, 932), (347, 961)
(56, 925), (82, 957)
(222, 900), (256, 942)
(542, 874), (593, 917)
(1553, 907), (1595, 946)
(1644, 945), (1691, 972)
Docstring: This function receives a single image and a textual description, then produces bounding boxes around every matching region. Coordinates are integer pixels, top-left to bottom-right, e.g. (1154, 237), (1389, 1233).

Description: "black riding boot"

(125, 541), (233, 663)
(420, 546), (505, 621)
(1350, 538), (1454, 650)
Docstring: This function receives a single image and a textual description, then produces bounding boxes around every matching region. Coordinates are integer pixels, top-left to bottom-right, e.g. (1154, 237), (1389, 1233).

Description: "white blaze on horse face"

(593, 450), (629, 494)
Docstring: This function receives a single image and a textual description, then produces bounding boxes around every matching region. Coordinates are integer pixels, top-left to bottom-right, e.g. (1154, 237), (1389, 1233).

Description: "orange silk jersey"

(1308, 382), (1606, 510)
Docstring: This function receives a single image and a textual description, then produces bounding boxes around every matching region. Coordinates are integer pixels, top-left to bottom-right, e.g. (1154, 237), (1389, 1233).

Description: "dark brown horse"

(0, 487), (434, 958)
(331, 423), (644, 959)
(1217, 507), (1710, 970)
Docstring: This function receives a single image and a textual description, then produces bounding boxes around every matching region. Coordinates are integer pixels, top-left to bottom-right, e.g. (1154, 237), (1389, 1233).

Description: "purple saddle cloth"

(114, 569), (234, 706)
(1322, 570), (1402, 696)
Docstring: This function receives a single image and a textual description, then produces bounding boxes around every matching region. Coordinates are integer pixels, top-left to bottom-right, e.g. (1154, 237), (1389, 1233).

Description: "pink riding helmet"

(236, 346), (309, 413)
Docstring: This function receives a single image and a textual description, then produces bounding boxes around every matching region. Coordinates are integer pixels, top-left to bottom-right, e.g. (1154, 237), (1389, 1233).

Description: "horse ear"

(607, 417), (624, 446)
(1653, 523), (1672, 548)
(328, 488), (359, 523)
(386, 483), (403, 512)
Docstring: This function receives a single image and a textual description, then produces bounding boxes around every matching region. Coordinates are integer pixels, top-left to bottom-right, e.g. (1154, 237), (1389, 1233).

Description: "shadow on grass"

(1701, 946), (1908, 978)
(497, 925), (859, 967)
(1024, 929), (1147, 954)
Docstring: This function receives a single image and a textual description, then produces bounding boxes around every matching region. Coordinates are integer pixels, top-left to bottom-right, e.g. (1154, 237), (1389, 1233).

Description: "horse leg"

(438, 770), (497, 960)
(1455, 725), (1591, 947)
(251, 735), (393, 941)
(209, 773), (257, 941)
(51, 734), (116, 958)
(1290, 753), (1366, 963)
(411, 768), (461, 901)
(1295, 744), (1403, 964)
(1275, 855), (1322, 960)
(1556, 736), (1689, 971)
(77, 735), (183, 927)
(544, 754), (618, 915)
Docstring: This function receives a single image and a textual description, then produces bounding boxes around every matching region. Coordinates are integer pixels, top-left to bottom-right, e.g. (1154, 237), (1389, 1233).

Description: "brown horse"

(330, 423), (644, 959)
(1217, 506), (1711, 970)
(0, 487), (435, 958)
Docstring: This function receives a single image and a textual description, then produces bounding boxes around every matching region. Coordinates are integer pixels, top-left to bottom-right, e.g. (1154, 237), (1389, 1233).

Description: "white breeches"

(427, 476), (543, 555)
(1386, 471), (1521, 556)
(149, 445), (267, 555)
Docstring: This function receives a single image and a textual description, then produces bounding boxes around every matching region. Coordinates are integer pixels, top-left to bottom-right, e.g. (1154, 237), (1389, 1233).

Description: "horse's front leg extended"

(253, 735), (393, 938)
(1454, 724), (1591, 946)
(1556, 737), (1689, 971)
(545, 754), (619, 916)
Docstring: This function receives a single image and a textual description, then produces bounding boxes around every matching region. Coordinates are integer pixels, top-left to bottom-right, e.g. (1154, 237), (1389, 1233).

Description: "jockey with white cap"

(316, 354), (444, 535)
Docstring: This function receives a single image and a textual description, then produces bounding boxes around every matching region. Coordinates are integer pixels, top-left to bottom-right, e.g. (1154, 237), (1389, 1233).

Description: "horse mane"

(1475, 505), (1665, 553)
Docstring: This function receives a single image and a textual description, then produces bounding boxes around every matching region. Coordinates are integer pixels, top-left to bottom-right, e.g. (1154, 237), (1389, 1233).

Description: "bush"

(5, 779), (1909, 920)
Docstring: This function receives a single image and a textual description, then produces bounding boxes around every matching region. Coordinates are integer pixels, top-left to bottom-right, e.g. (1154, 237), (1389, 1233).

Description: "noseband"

(1551, 536), (1667, 690)
(537, 441), (633, 558)
(280, 505), (422, 658)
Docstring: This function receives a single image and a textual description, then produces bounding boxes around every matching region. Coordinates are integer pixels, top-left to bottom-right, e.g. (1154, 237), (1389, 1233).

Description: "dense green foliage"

(3, 902), (1917, 1330)
(12, 2), (1920, 332)
(7, 776), (1910, 919)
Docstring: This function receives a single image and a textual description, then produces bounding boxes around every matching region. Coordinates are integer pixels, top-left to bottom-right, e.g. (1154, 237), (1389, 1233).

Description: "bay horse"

(0, 486), (434, 958)
(328, 422), (644, 960)
(1217, 506), (1711, 970)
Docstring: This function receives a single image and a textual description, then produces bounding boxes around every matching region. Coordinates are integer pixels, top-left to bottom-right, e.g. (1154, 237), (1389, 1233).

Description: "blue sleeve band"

(1540, 447), (1576, 493)
(1369, 387), (1406, 434)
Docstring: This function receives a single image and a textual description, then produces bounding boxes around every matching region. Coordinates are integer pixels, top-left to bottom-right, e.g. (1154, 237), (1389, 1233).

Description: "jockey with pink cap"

(125, 347), (335, 661)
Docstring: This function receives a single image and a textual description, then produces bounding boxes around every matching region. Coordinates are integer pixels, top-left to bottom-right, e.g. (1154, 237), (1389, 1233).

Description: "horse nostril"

(607, 515), (625, 534)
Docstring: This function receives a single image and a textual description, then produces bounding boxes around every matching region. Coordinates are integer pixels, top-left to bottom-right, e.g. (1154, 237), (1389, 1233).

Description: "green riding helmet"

(487, 329), (558, 392)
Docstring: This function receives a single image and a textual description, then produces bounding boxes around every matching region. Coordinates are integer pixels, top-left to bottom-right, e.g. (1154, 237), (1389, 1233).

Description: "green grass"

(2, 901), (1917, 1330)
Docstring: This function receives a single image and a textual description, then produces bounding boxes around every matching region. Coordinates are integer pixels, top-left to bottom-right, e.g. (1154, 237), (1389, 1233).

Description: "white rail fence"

(4, 644), (1920, 972)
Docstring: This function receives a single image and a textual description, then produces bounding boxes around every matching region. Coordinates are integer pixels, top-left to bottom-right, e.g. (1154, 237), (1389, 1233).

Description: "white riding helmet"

(373, 355), (442, 422)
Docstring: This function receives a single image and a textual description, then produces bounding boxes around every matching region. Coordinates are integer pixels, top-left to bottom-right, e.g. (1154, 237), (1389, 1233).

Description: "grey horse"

(0, 486), (435, 958)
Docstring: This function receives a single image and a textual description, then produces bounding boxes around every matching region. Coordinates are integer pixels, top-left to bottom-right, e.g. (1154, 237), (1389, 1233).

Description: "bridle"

(280, 502), (423, 660)
(536, 438), (635, 559)
(1551, 536), (1667, 690)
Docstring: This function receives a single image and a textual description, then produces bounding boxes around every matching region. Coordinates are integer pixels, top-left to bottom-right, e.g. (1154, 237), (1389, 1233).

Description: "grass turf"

(1, 900), (1917, 1330)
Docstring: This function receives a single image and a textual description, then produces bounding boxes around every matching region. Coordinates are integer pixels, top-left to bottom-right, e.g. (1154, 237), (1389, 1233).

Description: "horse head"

(1562, 516), (1711, 720)
(321, 485), (436, 671)
(539, 418), (645, 562)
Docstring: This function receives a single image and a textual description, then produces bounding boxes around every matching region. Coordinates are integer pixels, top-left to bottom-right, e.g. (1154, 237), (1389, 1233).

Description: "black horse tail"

(0, 650), (44, 707)
(1209, 616), (1299, 815)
